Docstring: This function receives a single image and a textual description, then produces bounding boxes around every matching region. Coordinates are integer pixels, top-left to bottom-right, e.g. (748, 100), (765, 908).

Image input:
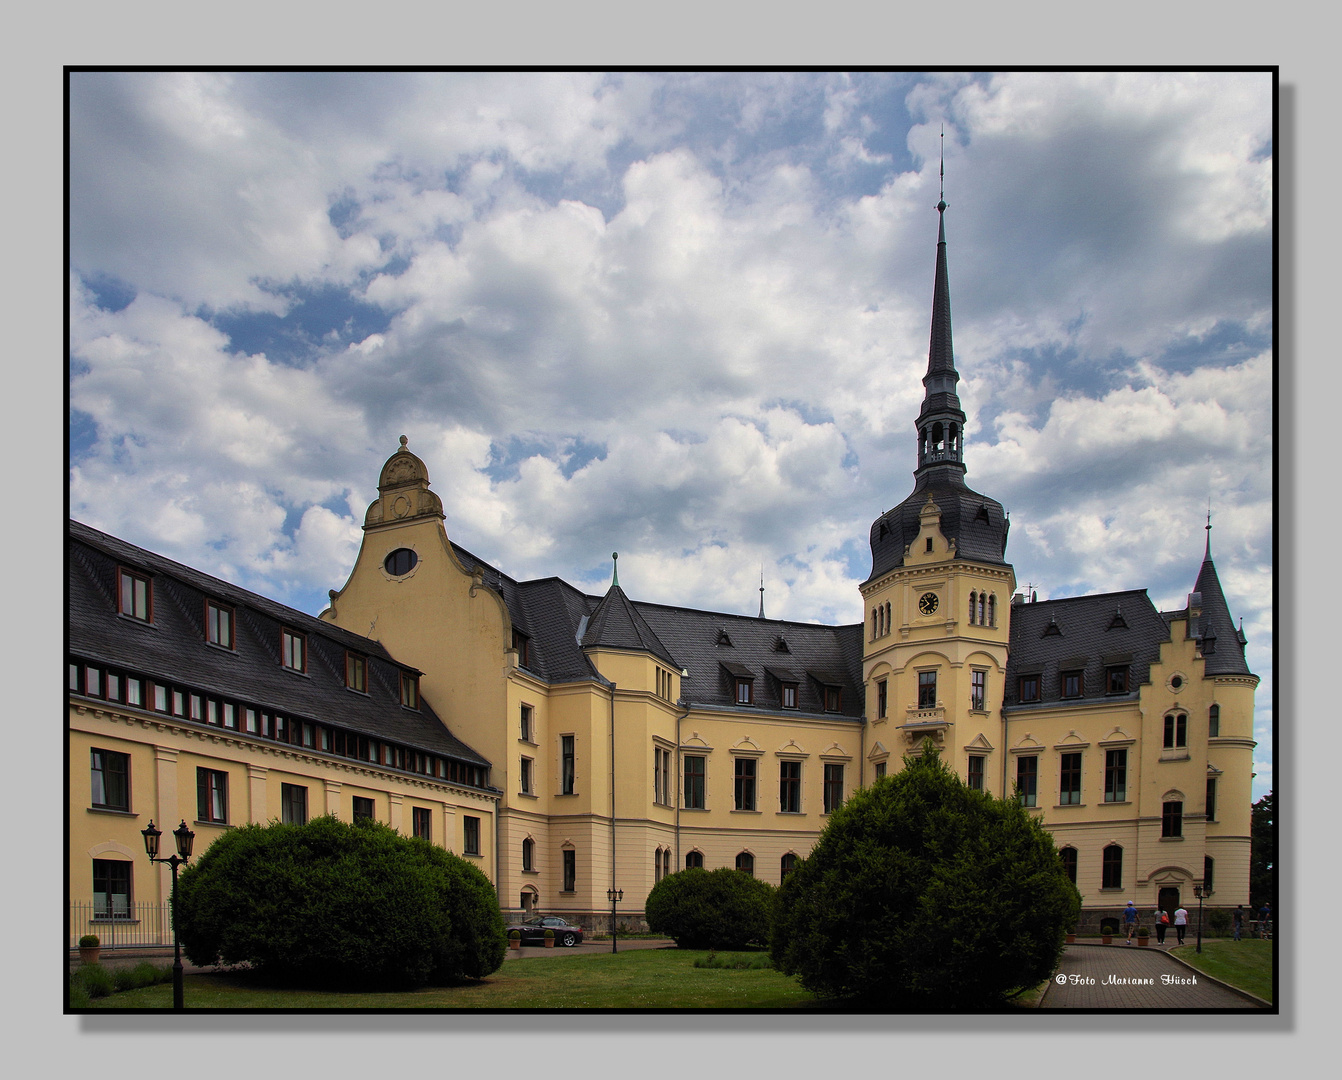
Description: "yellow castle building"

(68, 202), (1257, 947)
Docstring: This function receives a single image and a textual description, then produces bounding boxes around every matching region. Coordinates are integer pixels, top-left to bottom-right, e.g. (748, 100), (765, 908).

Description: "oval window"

(1170, 675), (1184, 691)
(384, 548), (418, 576)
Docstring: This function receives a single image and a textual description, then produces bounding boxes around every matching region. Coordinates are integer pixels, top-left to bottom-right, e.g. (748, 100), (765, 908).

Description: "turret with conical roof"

(866, 194), (1009, 582)
(1190, 521), (1253, 676)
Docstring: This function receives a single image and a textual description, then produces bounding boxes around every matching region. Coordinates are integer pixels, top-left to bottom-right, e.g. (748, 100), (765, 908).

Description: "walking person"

(1174, 904), (1189, 945)
(1155, 907), (1169, 945)
(1123, 900), (1138, 943)
(1233, 904), (1245, 941)
(1259, 901), (1271, 939)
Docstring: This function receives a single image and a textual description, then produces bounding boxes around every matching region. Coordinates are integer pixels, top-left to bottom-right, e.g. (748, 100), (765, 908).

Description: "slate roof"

(1003, 589), (1168, 710)
(446, 540), (864, 718)
(1192, 552), (1253, 676)
(867, 473), (1010, 581)
(68, 520), (491, 770)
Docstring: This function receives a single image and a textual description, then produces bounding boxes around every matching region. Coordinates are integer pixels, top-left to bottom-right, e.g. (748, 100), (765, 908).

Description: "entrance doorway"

(520, 889), (537, 914)
(1158, 887), (1180, 917)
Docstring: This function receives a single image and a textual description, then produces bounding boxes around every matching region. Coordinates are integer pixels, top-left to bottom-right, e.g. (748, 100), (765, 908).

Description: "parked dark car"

(515, 915), (584, 946)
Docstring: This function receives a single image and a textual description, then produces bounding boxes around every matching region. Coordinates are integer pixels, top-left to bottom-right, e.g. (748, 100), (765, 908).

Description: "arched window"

(521, 836), (535, 872)
(1209, 704), (1220, 738)
(781, 853), (798, 880)
(1060, 846), (1078, 884)
(872, 608), (879, 640)
(969, 591), (978, 624)
(1102, 844), (1123, 890)
(685, 850), (704, 869)
(987, 593), (996, 627)
(735, 851), (755, 876)
(1164, 712), (1188, 749)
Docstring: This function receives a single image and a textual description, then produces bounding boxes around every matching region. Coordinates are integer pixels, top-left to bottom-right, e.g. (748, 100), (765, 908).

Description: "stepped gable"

(68, 520), (490, 768)
(1004, 589), (1169, 709)
(638, 603), (865, 717)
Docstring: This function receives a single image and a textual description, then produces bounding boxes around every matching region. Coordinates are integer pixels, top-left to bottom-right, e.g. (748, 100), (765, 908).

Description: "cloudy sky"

(67, 70), (1273, 796)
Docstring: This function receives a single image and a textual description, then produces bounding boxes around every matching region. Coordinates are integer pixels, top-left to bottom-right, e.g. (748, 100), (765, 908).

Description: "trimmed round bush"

(771, 746), (1081, 1008)
(645, 867), (775, 950)
(175, 815), (506, 989)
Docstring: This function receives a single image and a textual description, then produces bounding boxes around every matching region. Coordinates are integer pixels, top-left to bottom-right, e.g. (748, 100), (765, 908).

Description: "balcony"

(898, 705), (948, 745)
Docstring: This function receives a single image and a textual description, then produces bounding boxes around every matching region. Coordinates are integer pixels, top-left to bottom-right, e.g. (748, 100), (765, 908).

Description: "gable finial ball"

(399, 435), (408, 449)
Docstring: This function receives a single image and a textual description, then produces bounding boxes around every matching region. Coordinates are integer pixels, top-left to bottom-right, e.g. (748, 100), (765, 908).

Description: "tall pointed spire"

(915, 132), (967, 477)
(758, 567), (766, 619)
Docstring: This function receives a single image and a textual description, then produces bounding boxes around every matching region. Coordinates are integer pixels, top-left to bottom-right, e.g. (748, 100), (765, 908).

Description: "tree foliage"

(644, 867), (776, 950)
(771, 745), (1081, 1008)
(1249, 790), (1275, 911)
(175, 816), (506, 989)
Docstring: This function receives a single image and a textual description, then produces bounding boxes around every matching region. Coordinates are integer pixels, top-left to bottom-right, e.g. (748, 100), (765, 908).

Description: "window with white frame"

(91, 749), (130, 811)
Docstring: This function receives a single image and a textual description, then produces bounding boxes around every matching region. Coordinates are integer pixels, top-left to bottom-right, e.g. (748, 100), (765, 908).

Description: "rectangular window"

(1017, 756), (1038, 807)
(399, 672), (419, 709)
(1206, 778), (1218, 823)
(654, 747), (671, 805)
(1102, 845), (1123, 889)
(735, 678), (753, 705)
(1059, 753), (1082, 805)
(1019, 674), (1040, 702)
(824, 685), (842, 712)
(352, 796), (374, 822)
(1203, 855), (1214, 895)
(281, 629), (306, 672)
(562, 848), (576, 891)
(70, 662), (80, 691)
(971, 670), (986, 711)
(412, 807), (431, 842)
(463, 815), (481, 856)
(734, 757), (757, 811)
(782, 683), (798, 709)
(512, 628), (532, 668)
(126, 678), (142, 707)
(1062, 670), (1083, 698)
(967, 754), (984, 792)
(92, 859), (131, 919)
(90, 749), (130, 811)
(875, 761), (887, 779)
(823, 763), (844, 813)
(118, 568), (151, 621)
(152, 683), (168, 711)
(520, 703), (533, 741)
(877, 678), (888, 718)
(1106, 665), (1129, 694)
(86, 667), (102, 697)
(1162, 801), (1183, 838)
(106, 672), (120, 702)
(1105, 748), (1128, 802)
(1164, 713), (1188, 749)
(281, 782), (307, 825)
(560, 735), (575, 794)
(684, 755), (705, 809)
(779, 760), (801, 813)
(196, 768), (228, 823)
(918, 671), (937, 709)
(520, 756), (534, 795)
(1061, 847), (1078, 884)
(206, 601), (234, 648)
(346, 652), (367, 692)
(173, 690), (185, 717)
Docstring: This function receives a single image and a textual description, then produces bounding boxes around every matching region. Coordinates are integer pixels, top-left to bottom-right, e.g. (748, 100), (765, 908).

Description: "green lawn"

(78, 948), (823, 1010)
(1169, 938), (1274, 1004)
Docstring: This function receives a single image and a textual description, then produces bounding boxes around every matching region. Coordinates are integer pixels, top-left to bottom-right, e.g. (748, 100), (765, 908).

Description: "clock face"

(918, 592), (939, 615)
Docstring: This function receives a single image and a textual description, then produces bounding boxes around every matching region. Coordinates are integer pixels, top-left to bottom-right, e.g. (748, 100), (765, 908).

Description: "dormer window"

(735, 678), (754, 705)
(281, 628), (306, 672)
(346, 652), (367, 693)
(717, 629), (733, 647)
(824, 685), (842, 712)
(782, 682), (798, 709)
(1019, 674), (1040, 702)
(206, 600), (234, 649)
(1106, 665), (1129, 694)
(400, 672), (419, 709)
(512, 628), (532, 668)
(1062, 670), (1083, 698)
(118, 568), (152, 622)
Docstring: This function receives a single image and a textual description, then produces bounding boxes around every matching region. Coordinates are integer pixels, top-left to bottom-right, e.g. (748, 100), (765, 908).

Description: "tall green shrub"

(771, 745), (1080, 1008)
(645, 867), (775, 949)
(175, 816), (505, 989)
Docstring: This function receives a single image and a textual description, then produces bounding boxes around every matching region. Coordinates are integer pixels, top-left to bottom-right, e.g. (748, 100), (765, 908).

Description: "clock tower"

(861, 193), (1015, 791)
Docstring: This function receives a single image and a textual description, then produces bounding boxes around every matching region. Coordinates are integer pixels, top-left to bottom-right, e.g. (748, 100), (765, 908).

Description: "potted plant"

(509, 929), (522, 951)
(544, 928), (555, 948)
(78, 934), (100, 965)
(1136, 926), (1151, 947)
(1100, 928), (1113, 945)
(1065, 930), (1077, 944)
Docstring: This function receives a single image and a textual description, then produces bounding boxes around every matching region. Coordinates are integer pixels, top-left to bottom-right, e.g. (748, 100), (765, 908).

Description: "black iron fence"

(69, 901), (173, 949)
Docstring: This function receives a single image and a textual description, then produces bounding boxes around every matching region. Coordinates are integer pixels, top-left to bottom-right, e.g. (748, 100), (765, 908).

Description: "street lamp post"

(607, 888), (623, 954)
(1193, 883), (1205, 955)
(141, 819), (195, 1010)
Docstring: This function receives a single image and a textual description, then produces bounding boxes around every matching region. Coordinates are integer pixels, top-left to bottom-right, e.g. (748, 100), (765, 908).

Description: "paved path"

(1040, 943), (1264, 1009)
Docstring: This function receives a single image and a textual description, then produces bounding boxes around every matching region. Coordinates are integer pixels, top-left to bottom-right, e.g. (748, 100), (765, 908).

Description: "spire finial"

(399, 434), (408, 450)
(758, 566), (766, 619)
(611, 551), (619, 588)
(1204, 498), (1213, 560)
(937, 125), (947, 214)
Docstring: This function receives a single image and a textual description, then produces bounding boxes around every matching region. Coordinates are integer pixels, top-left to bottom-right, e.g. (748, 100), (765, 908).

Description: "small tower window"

(969, 591), (978, 624)
(987, 594), (996, 627)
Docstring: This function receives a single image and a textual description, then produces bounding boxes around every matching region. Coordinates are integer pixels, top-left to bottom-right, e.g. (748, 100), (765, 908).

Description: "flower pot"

(509, 937), (521, 950)
(1137, 936), (1149, 947)
(1066, 934), (1076, 944)
(1101, 934), (1112, 945)
(79, 946), (100, 965)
